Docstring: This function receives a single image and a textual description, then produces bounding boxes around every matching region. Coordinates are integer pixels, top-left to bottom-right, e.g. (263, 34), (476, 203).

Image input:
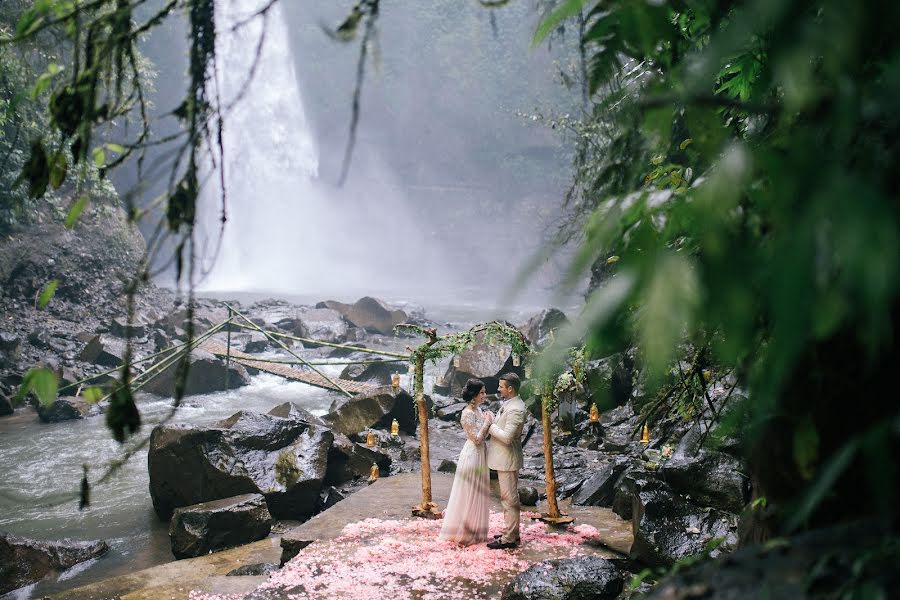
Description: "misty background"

(115, 0), (586, 310)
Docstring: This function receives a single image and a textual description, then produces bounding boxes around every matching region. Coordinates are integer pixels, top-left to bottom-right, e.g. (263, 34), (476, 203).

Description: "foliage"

(538, 0), (900, 537)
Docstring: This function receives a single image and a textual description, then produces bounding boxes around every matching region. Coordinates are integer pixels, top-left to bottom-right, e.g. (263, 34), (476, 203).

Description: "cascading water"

(198, 0), (438, 298)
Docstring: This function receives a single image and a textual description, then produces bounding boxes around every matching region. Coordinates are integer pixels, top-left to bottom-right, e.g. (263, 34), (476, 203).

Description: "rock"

(584, 354), (634, 409)
(148, 411), (333, 520)
(662, 449), (749, 514)
(169, 493), (271, 559)
(0, 332), (22, 358)
(152, 329), (170, 351)
(267, 402), (327, 426)
(442, 329), (523, 396)
(436, 402), (467, 421)
(0, 532), (109, 595)
(243, 331), (269, 353)
(37, 396), (101, 422)
(318, 297), (408, 336)
(141, 349), (251, 398)
(279, 537), (313, 566)
(319, 486), (345, 510)
(77, 334), (127, 367)
(518, 308), (569, 349)
(502, 555), (624, 600)
(0, 393), (12, 416)
(297, 307), (349, 344)
(572, 457), (631, 507)
(518, 486), (539, 506)
(108, 316), (149, 338)
(627, 474), (738, 567)
(643, 520), (897, 600)
(325, 433), (392, 485)
(227, 562), (279, 576)
(438, 459), (457, 473)
(322, 388), (421, 436)
(339, 359), (396, 386)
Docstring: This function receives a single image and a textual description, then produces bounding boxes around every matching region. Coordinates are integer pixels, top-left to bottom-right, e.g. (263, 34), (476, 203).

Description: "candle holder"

(368, 463), (380, 482)
(512, 353), (520, 367)
(589, 403), (600, 423)
(640, 423), (650, 444)
(391, 372), (401, 390)
(453, 355), (461, 368)
(391, 418), (400, 437)
(366, 431), (377, 447)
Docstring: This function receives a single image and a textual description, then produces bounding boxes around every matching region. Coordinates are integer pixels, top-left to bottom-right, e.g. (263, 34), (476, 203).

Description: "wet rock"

(0, 332), (22, 358)
(37, 396), (101, 422)
(518, 486), (539, 506)
(267, 402), (327, 426)
(227, 562), (279, 577)
(644, 520), (897, 600)
(318, 297), (408, 336)
(243, 331), (269, 353)
(0, 532), (109, 595)
(662, 449), (749, 514)
(438, 459), (457, 473)
(518, 308), (569, 350)
(77, 334), (127, 368)
(442, 329), (523, 396)
(325, 433), (392, 485)
(436, 402), (467, 421)
(279, 537), (313, 565)
(322, 388), (421, 436)
(169, 493), (271, 559)
(319, 486), (345, 511)
(297, 307), (349, 344)
(572, 456), (631, 507)
(0, 393), (13, 416)
(108, 316), (149, 338)
(628, 474), (738, 567)
(502, 555), (624, 600)
(141, 349), (251, 398)
(339, 359), (396, 386)
(148, 411), (333, 520)
(583, 353), (635, 410)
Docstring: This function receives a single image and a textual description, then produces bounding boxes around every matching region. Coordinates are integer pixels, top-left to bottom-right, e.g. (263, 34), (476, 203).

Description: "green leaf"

(15, 367), (58, 408)
(83, 387), (104, 404)
(38, 280), (58, 309)
(65, 195), (89, 229)
(92, 147), (106, 168)
(105, 143), (125, 154)
(533, 0), (584, 46)
(49, 152), (67, 189)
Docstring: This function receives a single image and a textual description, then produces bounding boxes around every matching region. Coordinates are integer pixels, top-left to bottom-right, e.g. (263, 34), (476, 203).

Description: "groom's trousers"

(497, 470), (521, 543)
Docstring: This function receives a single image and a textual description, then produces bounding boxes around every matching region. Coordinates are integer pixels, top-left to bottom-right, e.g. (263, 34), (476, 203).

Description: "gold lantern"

(640, 423), (650, 444)
(589, 403), (600, 423)
(391, 418), (400, 437)
(366, 431), (377, 447)
(512, 353), (520, 367)
(453, 355), (461, 368)
(391, 372), (401, 390)
(369, 463), (380, 481)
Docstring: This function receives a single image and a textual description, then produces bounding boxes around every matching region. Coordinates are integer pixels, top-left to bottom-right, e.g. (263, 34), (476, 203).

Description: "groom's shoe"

(493, 534), (502, 540)
(487, 539), (519, 550)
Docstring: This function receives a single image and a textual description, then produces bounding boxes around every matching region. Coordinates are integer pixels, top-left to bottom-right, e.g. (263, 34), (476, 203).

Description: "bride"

(438, 378), (494, 545)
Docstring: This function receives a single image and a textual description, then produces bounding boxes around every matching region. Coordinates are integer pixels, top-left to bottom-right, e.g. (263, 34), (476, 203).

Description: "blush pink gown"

(438, 406), (492, 545)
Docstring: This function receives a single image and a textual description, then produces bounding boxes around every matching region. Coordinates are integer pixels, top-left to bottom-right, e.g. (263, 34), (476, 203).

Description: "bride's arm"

(461, 410), (491, 445)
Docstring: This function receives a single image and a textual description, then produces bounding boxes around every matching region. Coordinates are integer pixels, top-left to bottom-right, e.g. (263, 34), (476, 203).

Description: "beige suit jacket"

(486, 396), (526, 472)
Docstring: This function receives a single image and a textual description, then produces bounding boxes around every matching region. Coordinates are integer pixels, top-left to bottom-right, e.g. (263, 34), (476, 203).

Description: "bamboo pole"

(412, 330), (441, 518)
(225, 308), (232, 390)
(230, 321), (408, 359)
(538, 385), (573, 525)
(224, 303), (354, 398)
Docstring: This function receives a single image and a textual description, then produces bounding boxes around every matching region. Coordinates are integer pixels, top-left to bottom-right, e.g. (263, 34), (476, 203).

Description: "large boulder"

(518, 308), (569, 350)
(108, 316), (150, 338)
(339, 359), (396, 386)
(325, 433), (392, 485)
(148, 411), (333, 520)
(441, 329), (523, 396)
(317, 297), (408, 336)
(502, 555), (624, 600)
(0, 532), (109, 595)
(37, 396), (101, 422)
(296, 307), (349, 343)
(626, 473), (738, 567)
(141, 349), (251, 398)
(662, 449), (749, 514)
(572, 456), (632, 507)
(322, 388), (420, 436)
(77, 334), (127, 368)
(169, 493), (272, 559)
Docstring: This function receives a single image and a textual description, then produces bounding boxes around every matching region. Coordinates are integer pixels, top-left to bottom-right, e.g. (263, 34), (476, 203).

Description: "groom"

(486, 372), (526, 549)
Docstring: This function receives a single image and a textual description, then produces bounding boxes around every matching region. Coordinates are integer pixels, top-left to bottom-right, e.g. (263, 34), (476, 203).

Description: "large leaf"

(38, 280), (58, 309)
(15, 367), (58, 408)
(533, 0), (586, 46)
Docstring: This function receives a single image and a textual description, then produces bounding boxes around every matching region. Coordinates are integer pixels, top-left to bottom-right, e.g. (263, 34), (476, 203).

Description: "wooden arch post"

(412, 328), (442, 518)
(538, 381), (574, 525)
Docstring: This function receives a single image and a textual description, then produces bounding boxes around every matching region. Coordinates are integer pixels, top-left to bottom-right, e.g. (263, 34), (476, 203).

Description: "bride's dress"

(438, 406), (492, 545)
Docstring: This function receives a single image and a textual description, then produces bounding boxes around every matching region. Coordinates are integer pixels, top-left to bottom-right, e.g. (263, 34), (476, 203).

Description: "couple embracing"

(438, 373), (525, 549)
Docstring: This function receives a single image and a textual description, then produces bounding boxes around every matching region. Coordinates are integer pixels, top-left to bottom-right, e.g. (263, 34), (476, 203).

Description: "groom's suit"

(487, 395), (526, 544)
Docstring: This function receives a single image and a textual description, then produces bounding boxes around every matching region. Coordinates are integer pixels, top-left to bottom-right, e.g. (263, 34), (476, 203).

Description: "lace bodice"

(461, 407), (491, 445)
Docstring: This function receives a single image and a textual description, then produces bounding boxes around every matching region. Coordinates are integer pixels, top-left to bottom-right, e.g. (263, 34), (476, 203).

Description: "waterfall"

(198, 0), (431, 297)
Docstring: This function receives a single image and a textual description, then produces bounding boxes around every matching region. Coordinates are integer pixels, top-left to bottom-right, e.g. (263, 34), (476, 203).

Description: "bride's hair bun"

(462, 379), (485, 402)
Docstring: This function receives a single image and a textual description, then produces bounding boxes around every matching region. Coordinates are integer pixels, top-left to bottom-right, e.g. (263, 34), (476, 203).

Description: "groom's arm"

(488, 407), (525, 445)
